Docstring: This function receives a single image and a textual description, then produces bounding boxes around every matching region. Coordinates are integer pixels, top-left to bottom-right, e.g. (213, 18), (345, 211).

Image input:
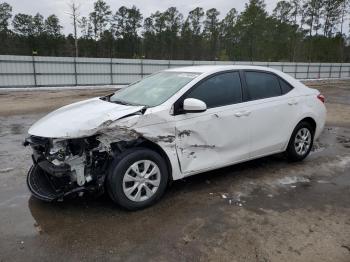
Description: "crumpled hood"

(28, 97), (144, 138)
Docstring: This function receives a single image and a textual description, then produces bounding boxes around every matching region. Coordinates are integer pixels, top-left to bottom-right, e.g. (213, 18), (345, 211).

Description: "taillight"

(317, 94), (325, 103)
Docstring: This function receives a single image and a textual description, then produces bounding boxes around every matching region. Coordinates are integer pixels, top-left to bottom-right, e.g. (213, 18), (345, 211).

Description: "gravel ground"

(0, 80), (349, 262)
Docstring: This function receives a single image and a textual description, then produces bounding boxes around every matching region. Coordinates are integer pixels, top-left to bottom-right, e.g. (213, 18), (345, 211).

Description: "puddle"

(10, 123), (25, 135)
(241, 170), (350, 213)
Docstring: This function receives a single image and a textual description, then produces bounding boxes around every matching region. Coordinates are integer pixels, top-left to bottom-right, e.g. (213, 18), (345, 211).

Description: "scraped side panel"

(175, 113), (221, 174)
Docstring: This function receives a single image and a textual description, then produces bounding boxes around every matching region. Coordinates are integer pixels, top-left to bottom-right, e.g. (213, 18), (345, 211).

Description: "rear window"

(245, 71), (282, 100)
(279, 79), (294, 94)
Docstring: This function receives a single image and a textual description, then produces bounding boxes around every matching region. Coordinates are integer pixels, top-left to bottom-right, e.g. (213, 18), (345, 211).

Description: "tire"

(106, 147), (169, 210)
(286, 121), (314, 162)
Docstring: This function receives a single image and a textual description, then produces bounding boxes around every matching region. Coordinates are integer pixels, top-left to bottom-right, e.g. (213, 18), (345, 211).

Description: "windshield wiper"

(112, 99), (132, 105)
(111, 99), (145, 107)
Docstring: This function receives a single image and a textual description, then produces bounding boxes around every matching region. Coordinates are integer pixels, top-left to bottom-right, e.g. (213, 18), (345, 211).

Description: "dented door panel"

(175, 104), (251, 175)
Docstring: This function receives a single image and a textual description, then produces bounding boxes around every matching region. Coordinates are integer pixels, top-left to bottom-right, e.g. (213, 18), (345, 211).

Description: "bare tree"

(340, 0), (350, 35)
(67, 1), (80, 57)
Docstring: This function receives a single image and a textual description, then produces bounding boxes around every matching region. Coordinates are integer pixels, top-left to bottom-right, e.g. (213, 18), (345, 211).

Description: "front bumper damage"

(24, 135), (109, 201)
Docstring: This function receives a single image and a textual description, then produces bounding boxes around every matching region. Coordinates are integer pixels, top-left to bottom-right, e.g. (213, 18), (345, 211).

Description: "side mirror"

(183, 98), (207, 113)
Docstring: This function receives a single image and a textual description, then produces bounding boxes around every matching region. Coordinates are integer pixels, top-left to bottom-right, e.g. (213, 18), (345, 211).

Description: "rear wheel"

(286, 121), (314, 161)
(106, 148), (168, 210)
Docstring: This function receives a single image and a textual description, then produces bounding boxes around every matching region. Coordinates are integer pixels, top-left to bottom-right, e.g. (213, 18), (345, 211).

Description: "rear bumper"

(314, 104), (327, 140)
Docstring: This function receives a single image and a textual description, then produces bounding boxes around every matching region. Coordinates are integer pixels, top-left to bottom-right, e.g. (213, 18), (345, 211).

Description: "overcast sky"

(7, 0), (280, 35)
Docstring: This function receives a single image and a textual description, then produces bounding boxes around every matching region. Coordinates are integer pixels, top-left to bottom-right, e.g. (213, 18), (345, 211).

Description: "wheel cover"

(122, 160), (161, 202)
(294, 127), (312, 156)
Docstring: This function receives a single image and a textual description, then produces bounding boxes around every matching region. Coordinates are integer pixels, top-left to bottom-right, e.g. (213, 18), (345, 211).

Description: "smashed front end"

(24, 135), (111, 201)
(23, 95), (177, 202)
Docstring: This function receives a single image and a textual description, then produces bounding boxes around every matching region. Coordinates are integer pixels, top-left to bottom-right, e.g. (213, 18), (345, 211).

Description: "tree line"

(0, 0), (349, 62)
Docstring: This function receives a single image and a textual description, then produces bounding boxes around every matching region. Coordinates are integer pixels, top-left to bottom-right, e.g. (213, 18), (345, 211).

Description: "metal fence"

(0, 55), (349, 88)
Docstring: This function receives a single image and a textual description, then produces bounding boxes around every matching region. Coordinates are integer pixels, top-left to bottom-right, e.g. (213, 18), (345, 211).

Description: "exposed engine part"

(24, 135), (111, 201)
(66, 155), (86, 186)
(48, 139), (67, 162)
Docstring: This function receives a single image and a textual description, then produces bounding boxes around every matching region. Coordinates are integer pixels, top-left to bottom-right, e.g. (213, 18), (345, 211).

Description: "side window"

(185, 72), (242, 108)
(279, 78), (294, 94)
(245, 71), (281, 100)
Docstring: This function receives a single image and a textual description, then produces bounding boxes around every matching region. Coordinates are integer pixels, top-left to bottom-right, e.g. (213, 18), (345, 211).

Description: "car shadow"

(27, 153), (291, 231)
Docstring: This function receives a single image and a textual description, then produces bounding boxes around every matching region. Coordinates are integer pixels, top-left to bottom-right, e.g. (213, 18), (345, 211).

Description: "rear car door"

(174, 71), (252, 175)
(242, 70), (301, 158)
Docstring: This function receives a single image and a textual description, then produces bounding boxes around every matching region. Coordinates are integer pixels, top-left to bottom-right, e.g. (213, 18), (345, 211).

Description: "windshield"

(110, 71), (200, 107)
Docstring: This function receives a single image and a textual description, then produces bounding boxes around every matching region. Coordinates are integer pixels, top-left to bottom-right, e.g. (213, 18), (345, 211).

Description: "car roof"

(165, 65), (281, 74)
(164, 64), (306, 93)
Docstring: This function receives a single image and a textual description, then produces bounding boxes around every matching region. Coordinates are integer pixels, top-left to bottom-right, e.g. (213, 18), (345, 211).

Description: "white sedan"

(25, 65), (326, 210)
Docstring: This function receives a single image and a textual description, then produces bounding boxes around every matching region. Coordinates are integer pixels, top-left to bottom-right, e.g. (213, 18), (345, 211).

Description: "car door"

(242, 70), (301, 158)
(173, 71), (252, 175)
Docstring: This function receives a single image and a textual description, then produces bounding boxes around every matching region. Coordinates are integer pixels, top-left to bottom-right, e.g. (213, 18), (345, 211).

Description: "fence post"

(281, 63), (284, 73)
(140, 59), (144, 79)
(110, 58), (113, 85)
(32, 55), (37, 87)
(329, 64), (332, 78)
(294, 63), (298, 78)
(339, 63), (342, 79)
(168, 60), (171, 68)
(306, 63), (310, 79)
(74, 57), (78, 86)
(318, 63), (321, 79)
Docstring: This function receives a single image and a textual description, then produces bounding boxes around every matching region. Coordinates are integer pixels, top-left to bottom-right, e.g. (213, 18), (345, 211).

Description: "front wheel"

(286, 121), (314, 162)
(106, 148), (169, 210)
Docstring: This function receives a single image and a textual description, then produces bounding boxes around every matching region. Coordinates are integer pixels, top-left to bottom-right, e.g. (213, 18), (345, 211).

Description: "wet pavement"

(0, 81), (350, 261)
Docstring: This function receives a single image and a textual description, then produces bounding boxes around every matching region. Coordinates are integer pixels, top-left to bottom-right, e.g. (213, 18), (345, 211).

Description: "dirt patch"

(0, 88), (116, 116)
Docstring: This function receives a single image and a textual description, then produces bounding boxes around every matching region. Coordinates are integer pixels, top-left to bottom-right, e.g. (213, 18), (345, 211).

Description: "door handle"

(288, 99), (298, 105)
(234, 110), (251, 117)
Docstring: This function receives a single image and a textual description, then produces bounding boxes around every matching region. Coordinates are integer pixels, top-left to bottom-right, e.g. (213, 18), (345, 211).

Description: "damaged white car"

(24, 65), (326, 210)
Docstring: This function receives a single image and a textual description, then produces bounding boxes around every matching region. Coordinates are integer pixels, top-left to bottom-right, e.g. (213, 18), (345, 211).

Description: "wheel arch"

(298, 117), (317, 133)
(284, 115), (317, 151)
(134, 139), (174, 181)
(285, 116), (316, 161)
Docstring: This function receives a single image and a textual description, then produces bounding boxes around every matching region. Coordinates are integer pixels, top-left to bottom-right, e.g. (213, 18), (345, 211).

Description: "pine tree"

(323, 0), (343, 37)
(204, 8), (220, 60)
(0, 2), (12, 32)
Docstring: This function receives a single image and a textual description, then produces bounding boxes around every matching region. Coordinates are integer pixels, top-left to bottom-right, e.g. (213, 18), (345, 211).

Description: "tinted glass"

(110, 72), (200, 107)
(186, 72), (242, 108)
(245, 71), (281, 100)
(279, 78), (293, 94)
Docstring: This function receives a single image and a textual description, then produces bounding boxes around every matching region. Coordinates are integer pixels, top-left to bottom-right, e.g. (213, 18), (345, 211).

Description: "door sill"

(182, 150), (284, 177)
